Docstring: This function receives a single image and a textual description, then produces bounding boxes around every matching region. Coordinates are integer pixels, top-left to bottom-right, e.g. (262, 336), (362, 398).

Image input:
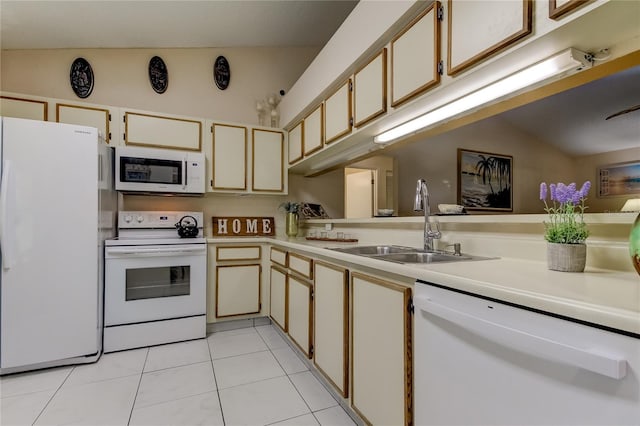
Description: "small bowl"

(377, 209), (394, 216)
(438, 204), (464, 214)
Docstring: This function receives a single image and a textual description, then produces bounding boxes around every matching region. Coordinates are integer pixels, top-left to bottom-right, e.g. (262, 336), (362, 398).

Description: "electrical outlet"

(325, 223), (333, 231)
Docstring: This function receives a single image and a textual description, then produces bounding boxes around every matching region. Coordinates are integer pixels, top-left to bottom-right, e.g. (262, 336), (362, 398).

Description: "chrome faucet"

(414, 178), (441, 251)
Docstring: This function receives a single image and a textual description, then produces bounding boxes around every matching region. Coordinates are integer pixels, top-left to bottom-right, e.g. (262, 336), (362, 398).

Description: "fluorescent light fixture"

(374, 48), (591, 144)
(309, 142), (382, 171)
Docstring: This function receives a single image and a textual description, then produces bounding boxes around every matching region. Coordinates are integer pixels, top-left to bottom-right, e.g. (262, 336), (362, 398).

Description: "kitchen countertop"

(207, 236), (640, 336)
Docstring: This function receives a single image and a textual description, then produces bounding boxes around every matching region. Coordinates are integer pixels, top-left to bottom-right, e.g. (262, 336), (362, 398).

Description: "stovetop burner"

(106, 211), (205, 246)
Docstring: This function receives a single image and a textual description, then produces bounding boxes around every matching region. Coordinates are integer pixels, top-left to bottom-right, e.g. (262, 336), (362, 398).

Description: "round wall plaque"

(69, 57), (94, 99)
(214, 56), (230, 90)
(149, 56), (168, 94)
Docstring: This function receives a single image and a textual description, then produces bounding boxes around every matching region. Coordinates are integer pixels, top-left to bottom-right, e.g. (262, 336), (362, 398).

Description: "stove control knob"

(123, 215), (133, 223)
(136, 215), (144, 223)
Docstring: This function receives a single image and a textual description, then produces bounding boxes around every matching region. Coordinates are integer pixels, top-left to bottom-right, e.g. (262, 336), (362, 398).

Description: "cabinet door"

(303, 104), (323, 156)
(288, 121), (303, 164)
(56, 103), (112, 143)
(351, 272), (412, 426)
(212, 123), (247, 190)
(324, 80), (352, 145)
(354, 49), (387, 127)
(391, 3), (441, 107)
(0, 95), (48, 121)
(270, 266), (288, 332)
(216, 264), (261, 318)
(288, 274), (313, 358)
(314, 261), (349, 397)
(124, 111), (202, 151)
(252, 129), (284, 192)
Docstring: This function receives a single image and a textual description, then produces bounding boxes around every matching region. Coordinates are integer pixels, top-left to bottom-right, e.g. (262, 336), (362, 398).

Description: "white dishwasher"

(414, 281), (640, 425)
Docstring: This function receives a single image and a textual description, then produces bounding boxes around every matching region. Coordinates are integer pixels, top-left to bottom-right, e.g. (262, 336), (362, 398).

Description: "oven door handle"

(106, 246), (205, 256)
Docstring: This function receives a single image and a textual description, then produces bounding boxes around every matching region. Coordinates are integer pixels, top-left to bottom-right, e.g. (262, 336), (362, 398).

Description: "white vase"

(547, 242), (586, 272)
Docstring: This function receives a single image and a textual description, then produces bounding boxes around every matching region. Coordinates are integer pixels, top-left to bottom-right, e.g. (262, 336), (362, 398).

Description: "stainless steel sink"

(328, 245), (420, 256)
(371, 252), (481, 264)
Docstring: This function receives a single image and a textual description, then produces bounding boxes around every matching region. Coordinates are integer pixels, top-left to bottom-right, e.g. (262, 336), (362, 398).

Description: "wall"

(575, 147), (640, 213)
(1, 47), (319, 124)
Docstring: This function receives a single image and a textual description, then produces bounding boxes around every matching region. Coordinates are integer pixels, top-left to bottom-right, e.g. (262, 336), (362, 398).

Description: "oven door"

(104, 244), (206, 326)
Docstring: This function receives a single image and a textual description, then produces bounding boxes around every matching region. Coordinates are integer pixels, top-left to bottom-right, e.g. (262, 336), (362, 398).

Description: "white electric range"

(103, 211), (207, 352)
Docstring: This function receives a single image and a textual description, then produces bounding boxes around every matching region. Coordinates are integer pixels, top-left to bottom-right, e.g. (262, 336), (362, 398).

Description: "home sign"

(212, 217), (275, 236)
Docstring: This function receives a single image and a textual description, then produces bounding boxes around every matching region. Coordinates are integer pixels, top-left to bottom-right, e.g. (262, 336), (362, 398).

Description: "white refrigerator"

(0, 117), (116, 375)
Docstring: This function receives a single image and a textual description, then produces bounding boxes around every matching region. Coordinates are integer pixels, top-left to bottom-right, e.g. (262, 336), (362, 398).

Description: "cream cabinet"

(313, 261), (349, 397)
(0, 95), (48, 121)
(269, 266), (288, 331)
(353, 49), (387, 127)
(303, 104), (323, 156)
(56, 103), (113, 144)
(252, 128), (284, 192)
(212, 246), (262, 320)
(391, 3), (441, 107)
(288, 273), (313, 358)
(123, 110), (203, 151)
(288, 121), (303, 165)
(211, 123), (247, 190)
(351, 272), (412, 426)
(324, 80), (352, 145)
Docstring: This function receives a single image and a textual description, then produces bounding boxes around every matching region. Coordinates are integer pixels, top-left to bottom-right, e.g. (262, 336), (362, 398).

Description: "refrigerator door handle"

(414, 294), (628, 379)
(0, 160), (16, 270)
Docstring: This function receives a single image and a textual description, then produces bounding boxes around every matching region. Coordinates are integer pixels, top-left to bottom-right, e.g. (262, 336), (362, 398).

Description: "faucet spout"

(414, 178), (441, 251)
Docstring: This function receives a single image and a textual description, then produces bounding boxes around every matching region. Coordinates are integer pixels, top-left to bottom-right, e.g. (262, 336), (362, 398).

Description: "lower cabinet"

(314, 261), (349, 397)
(351, 272), (412, 426)
(287, 274), (313, 358)
(212, 246), (262, 319)
(269, 265), (288, 331)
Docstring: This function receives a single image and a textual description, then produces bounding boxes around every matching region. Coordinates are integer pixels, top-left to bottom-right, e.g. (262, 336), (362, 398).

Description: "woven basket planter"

(547, 242), (586, 272)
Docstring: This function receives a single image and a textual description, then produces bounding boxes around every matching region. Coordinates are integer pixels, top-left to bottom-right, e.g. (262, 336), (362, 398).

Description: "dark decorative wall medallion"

(149, 56), (168, 94)
(214, 56), (230, 90)
(69, 57), (94, 99)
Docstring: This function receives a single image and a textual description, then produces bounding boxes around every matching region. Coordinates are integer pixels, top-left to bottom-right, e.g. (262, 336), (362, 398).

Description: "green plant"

(279, 201), (301, 214)
(539, 181), (591, 244)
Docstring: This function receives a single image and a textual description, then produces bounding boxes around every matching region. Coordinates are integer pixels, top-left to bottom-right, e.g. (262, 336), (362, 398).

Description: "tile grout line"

(126, 347), (149, 426)
(30, 366), (75, 425)
(207, 332), (226, 426)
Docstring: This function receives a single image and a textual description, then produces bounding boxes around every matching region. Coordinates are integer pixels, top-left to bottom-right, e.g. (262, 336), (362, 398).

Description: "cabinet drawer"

(216, 246), (261, 261)
(288, 253), (313, 279)
(270, 247), (288, 267)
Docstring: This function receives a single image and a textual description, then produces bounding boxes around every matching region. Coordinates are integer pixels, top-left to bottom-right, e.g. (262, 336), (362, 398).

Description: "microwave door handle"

(183, 160), (187, 188)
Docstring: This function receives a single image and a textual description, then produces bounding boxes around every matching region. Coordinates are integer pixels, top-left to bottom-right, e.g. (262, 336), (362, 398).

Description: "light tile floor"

(0, 325), (359, 426)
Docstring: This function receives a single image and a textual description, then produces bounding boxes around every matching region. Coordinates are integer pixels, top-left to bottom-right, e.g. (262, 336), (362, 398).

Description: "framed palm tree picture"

(457, 148), (513, 211)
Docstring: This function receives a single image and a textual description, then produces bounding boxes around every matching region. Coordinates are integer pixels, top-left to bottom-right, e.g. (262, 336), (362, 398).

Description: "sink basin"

(372, 252), (491, 264)
(329, 245), (420, 256)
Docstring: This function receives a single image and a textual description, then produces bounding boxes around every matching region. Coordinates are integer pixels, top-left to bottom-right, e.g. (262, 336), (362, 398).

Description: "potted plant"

(279, 201), (301, 237)
(539, 181), (591, 272)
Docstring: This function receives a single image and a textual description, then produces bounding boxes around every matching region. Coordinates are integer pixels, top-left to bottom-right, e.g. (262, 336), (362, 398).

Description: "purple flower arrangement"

(539, 181), (591, 244)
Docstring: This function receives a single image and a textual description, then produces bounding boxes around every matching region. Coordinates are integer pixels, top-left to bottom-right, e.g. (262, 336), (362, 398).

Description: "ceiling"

(499, 64), (640, 157)
(0, 0), (358, 49)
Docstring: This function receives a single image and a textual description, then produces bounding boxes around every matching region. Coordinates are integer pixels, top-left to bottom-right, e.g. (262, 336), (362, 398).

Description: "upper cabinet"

(252, 128), (284, 193)
(354, 49), (387, 127)
(123, 110), (203, 151)
(56, 103), (113, 144)
(303, 104), (324, 155)
(288, 121), (303, 165)
(447, 0), (532, 76)
(391, 3), (441, 107)
(211, 123), (247, 191)
(0, 95), (48, 121)
(324, 79), (352, 145)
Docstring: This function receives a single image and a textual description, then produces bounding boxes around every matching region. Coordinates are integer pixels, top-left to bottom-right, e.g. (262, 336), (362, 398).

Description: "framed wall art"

(148, 56), (168, 94)
(457, 148), (513, 211)
(70, 57), (94, 99)
(597, 160), (640, 198)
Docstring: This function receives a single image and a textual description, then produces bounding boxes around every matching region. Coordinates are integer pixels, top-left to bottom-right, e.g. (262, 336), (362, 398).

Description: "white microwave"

(115, 146), (205, 195)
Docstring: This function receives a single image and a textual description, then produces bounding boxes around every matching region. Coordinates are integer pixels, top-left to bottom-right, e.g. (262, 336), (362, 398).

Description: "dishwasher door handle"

(414, 295), (627, 380)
